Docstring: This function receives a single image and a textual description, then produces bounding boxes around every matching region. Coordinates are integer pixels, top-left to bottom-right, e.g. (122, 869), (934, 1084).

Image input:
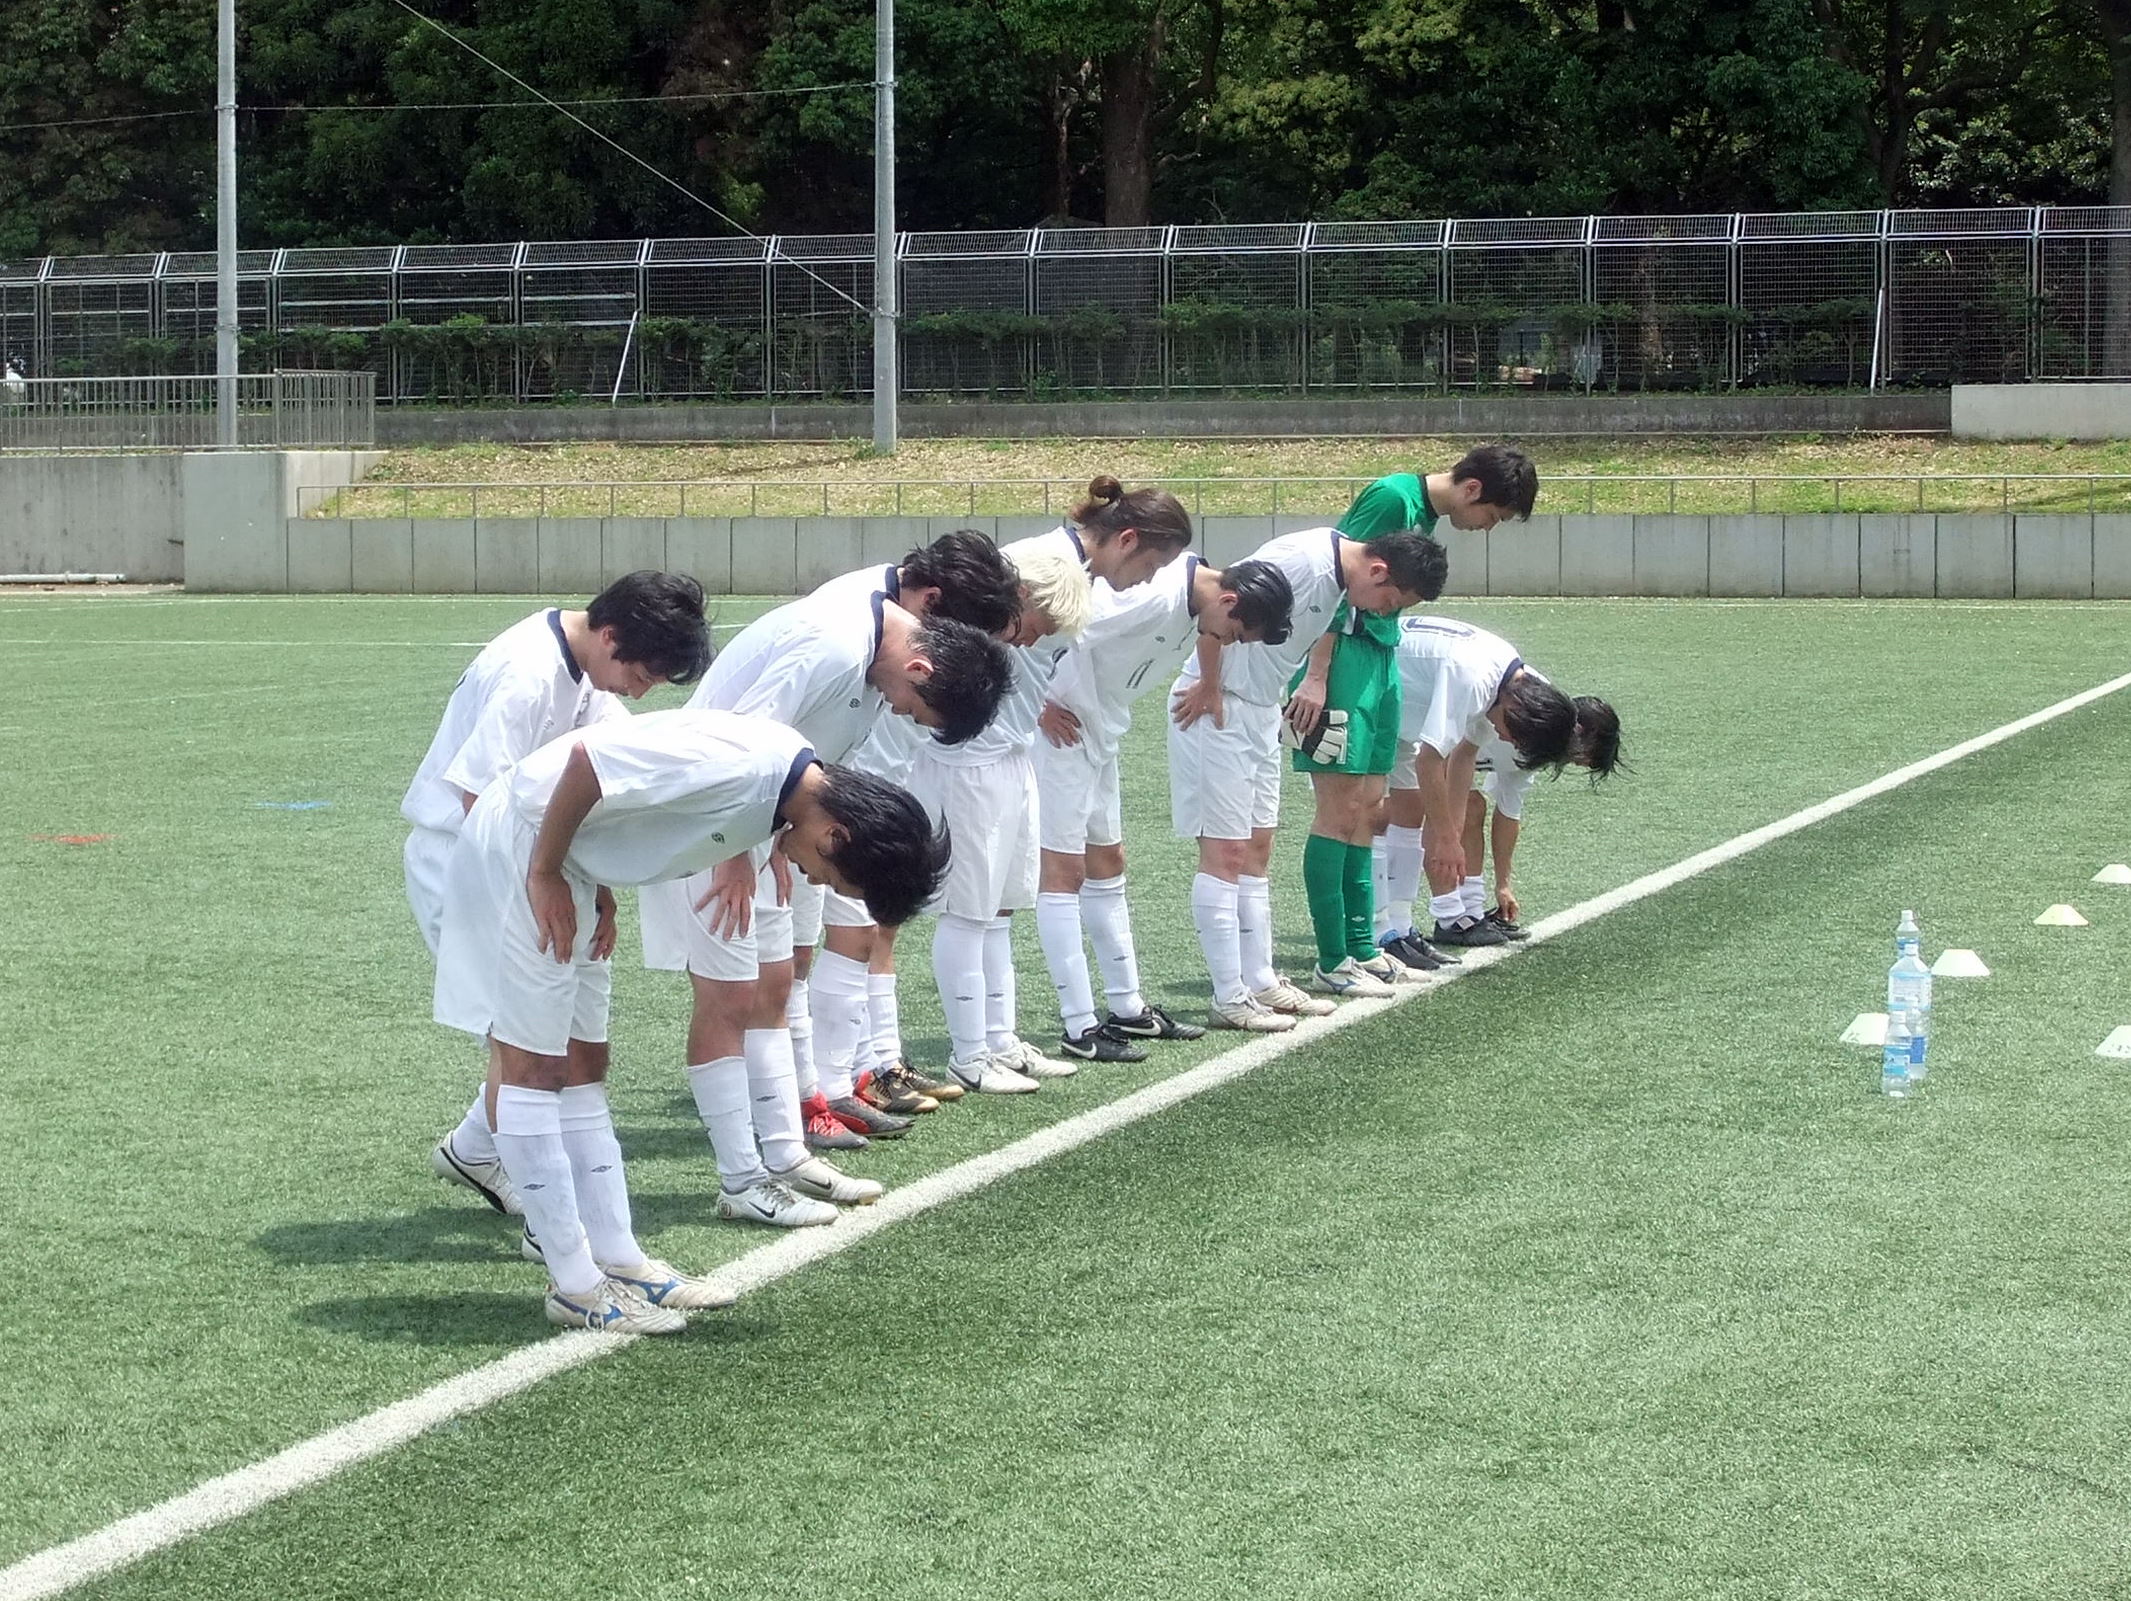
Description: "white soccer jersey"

(505, 710), (812, 887)
(924, 641), (1046, 767)
(1395, 616), (1522, 758)
(1472, 733), (1538, 820)
(401, 609), (620, 833)
(685, 590), (885, 765)
(1044, 555), (1202, 757)
(810, 561), (902, 608)
(1175, 528), (1344, 706)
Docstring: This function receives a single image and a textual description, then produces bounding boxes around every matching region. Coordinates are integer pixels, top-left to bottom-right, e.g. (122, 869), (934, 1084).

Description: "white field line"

(6, 666), (2131, 1601)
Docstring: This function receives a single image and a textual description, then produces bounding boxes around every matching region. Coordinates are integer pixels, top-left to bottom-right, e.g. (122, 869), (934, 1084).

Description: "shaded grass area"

(328, 436), (2131, 519)
(1, 593), (2127, 1574)
(53, 646), (2131, 1601)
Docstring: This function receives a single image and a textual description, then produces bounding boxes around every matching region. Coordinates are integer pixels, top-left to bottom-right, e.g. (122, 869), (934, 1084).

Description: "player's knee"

(1199, 836), (1248, 879)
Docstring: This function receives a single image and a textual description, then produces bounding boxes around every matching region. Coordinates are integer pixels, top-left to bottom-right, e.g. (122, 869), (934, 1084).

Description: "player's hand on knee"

(1038, 700), (1082, 747)
(1171, 679), (1223, 730)
(767, 845), (794, 906)
(695, 854), (756, 939)
(527, 869), (578, 962)
(589, 885), (619, 961)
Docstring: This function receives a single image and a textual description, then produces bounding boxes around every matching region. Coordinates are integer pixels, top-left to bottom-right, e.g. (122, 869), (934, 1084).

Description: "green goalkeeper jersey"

(1330, 473), (1437, 644)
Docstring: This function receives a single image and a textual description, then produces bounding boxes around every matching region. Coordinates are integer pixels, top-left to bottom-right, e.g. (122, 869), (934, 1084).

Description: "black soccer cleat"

(826, 1094), (913, 1140)
(1382, 932), (1454, 971)
(1061, 1025), (1149, 1063)
(1104, 1004), (1206, 1042)
(1432, 915), (1510, 948)
(1484, 907), (1530, 942)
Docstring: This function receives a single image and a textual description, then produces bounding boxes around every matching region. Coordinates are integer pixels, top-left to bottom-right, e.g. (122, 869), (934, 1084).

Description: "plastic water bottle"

(1888, 911), (1933, 1078)
(1882, 1009), (1915, 1098)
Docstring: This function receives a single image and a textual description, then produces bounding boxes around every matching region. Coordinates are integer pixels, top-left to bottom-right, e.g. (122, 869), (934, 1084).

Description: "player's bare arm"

(526, 741), (604, 960)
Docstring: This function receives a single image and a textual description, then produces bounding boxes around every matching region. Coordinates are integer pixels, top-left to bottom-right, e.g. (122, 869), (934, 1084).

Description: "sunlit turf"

(4, 591), (2129, 1597)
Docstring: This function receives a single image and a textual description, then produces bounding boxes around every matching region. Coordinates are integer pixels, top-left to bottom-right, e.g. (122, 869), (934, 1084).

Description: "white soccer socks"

(1384, 825), (1423, 937)
(933, 913), (991, 1065)
(1237, 874), (1277, 996)
(983, 914), (1020, 1055)
(743, 1026), (808, 1175)
(1037, 891), (1100, 1038)
(785, 977), (818, 1101)
(808, 950), (870, 1101)
(555, 1082), (643, 1270)
(866, 971), (904, 1070)
(1429, 890), (1466, 926)
(1080, 874), (1147, 1020)
(448, 1086), (499, 1166)
(492, 1084), (599, 1297)
(1190, 872), (1247, 1007)
(1460, 876), (1487, 919)
(684, 1054), (765, 1191)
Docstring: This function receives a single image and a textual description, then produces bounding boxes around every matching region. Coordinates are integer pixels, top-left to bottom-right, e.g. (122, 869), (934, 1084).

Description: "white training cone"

(2091, 864), (2131, 886)
(2096, 1027), (2131, 1061)
(1840, 1013), (1889, 1046)
(2035, 904), (2090, 926)
(1931, 948), (1991, 978)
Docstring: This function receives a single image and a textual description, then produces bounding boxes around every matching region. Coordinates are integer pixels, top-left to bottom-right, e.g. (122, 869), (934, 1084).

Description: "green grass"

(5, 592), (2131, 1597)
(321, 435), (2131, 519)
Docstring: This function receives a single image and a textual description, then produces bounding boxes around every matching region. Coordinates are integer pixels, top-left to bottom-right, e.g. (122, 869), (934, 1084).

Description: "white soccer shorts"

(638, 842), (787, 981)
(822, 886), (873, 929)
(1389, 739), (1418, 793)
(1168, 690), (1282, 842)
(1033, 735), (1123, 854)
(434, 791), (610, 1055)
(911, 750), (1040, 919)
(403, 825), (456, 957)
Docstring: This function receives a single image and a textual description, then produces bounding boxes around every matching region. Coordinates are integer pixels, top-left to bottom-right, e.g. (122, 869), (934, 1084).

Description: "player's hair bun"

(1086, 475), (1124, 504)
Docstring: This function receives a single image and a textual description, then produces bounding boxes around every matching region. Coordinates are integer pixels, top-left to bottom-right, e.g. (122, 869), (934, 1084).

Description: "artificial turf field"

(6, 589), (2131, 1599)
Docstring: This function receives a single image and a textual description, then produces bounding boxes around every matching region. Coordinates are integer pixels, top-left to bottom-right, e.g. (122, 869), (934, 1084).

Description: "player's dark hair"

(1071, 476), (1194, 555)
(1216, 558), (1294, 645)
(816, 766), (952, 927)
(1363, 532), (1450, 603)
(1572, 694), (1624, 780)
(911, 619), (1014, 744)
(1501, 673), (1578, 771)
(899, 531), (1022, 635)
(1451, 444), (1538, 521)
(586, 571), (713, 684)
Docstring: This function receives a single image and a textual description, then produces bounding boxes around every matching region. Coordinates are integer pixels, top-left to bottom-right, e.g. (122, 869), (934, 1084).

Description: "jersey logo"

(849, 697), (862, 708)
(711, 832), (725, 843)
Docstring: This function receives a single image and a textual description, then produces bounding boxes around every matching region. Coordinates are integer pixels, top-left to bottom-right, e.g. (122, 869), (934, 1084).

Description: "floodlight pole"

(215, 0), (238, 448)
(871, 0), (897, 455)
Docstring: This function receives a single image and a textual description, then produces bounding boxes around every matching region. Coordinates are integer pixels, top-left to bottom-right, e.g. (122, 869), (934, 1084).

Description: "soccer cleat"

(1357, 951), (1422, 987)
(1382, 931), (1454, 971)
(431, 1137), (523, 1217)
(884, 1058), (963, 1103)
(520, 1224), (545, 1264)
(602, 1257), (734, 1312)
(1003, 1037), (1079, 1079)
(1061, 1024), (1148, 1063)
(1105, 1004), (1205, 1042)
(827, 1093), (914, 1139)
(1485, 907), (1531, 942)
(1308, 959), (1395, 999)
(1207, 995), (1295, 1032)
(716, 1178), (840, 1228)
(544, 1277), (688, 1335)
(856, 1067), (938, 1115)
(1433, 915), (1510, 948)
(1254, 978), (1336, 1018)
(771, 1155), (885, 1207)
(803, 1094), (869, 1152)
(947, 1053), (1041, 1094)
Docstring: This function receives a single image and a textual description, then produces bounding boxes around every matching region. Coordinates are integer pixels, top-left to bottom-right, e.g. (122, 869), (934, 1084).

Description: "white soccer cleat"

(1359, 951), (1425, 986)
(431, 1138), (523, 1216)
(601, 1257), (734, 1312)
(1254, 978), (1336, 1017)
(947, 1053), (1042, 1094)
(716, 1177), (840, 1229)
(1309, 959), (1395, 999)
(772, 1155), (886, 1206)
(1003, 1037), (1079, 1079)
(544, 1277), (688, 1335)
(1207, 995), (1295, 1033)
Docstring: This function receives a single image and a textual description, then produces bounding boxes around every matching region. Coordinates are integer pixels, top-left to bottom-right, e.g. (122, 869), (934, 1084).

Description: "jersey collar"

(546, 609), (583, 683)
(1491, 656), (1524, 707)
(883, 564), (901, 602)
(1182, 553), (1203, 617)
(776, 746), (818, 821)
(1065, 524), (1088, 566)
(1329, 530), (1347, 592)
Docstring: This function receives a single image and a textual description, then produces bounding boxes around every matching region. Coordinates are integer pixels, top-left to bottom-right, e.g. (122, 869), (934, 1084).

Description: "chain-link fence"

(4, 208), (2128, 405)
(0, 371), (375, 451)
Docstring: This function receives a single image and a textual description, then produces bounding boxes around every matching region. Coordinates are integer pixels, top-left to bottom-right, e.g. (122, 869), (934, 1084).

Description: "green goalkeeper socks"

(1303, 832), (1350, 971)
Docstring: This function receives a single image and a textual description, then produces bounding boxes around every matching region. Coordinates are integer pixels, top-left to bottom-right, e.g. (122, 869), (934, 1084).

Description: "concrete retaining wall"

(262, 511), (2131, 598)
(375, 391), (1951, 447)
(1952, 384), (2131, 441)
(2, 454), (188, 579)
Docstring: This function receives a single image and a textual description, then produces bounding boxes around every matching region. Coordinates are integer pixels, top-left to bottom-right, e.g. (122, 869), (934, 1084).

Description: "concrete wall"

(258, 510), (2131, 598)
(1952, 384), (2131, 441)
(180, 450), (386, 591)
(376, 391), (1951, 447)
(1, 453), (187, 579)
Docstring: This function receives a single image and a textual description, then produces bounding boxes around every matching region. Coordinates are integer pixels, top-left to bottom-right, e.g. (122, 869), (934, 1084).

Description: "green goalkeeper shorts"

(1288, 631), (1401, 776)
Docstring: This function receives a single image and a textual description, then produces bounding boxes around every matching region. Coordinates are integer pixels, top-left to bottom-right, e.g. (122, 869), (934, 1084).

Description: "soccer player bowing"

(435, 709), (948, 1333)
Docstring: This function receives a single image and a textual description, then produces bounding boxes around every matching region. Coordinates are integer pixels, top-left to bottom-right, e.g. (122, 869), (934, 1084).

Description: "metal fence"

(0, 371), (376, 451)
(300, 472), (2131, 521)
(6, 208), (2131, 405)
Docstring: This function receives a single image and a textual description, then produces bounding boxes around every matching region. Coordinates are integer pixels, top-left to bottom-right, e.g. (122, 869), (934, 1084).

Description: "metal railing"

(298, 472), (2131, 521)
(0, 371), (375, 452)
(8, 207), (2131, 404)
